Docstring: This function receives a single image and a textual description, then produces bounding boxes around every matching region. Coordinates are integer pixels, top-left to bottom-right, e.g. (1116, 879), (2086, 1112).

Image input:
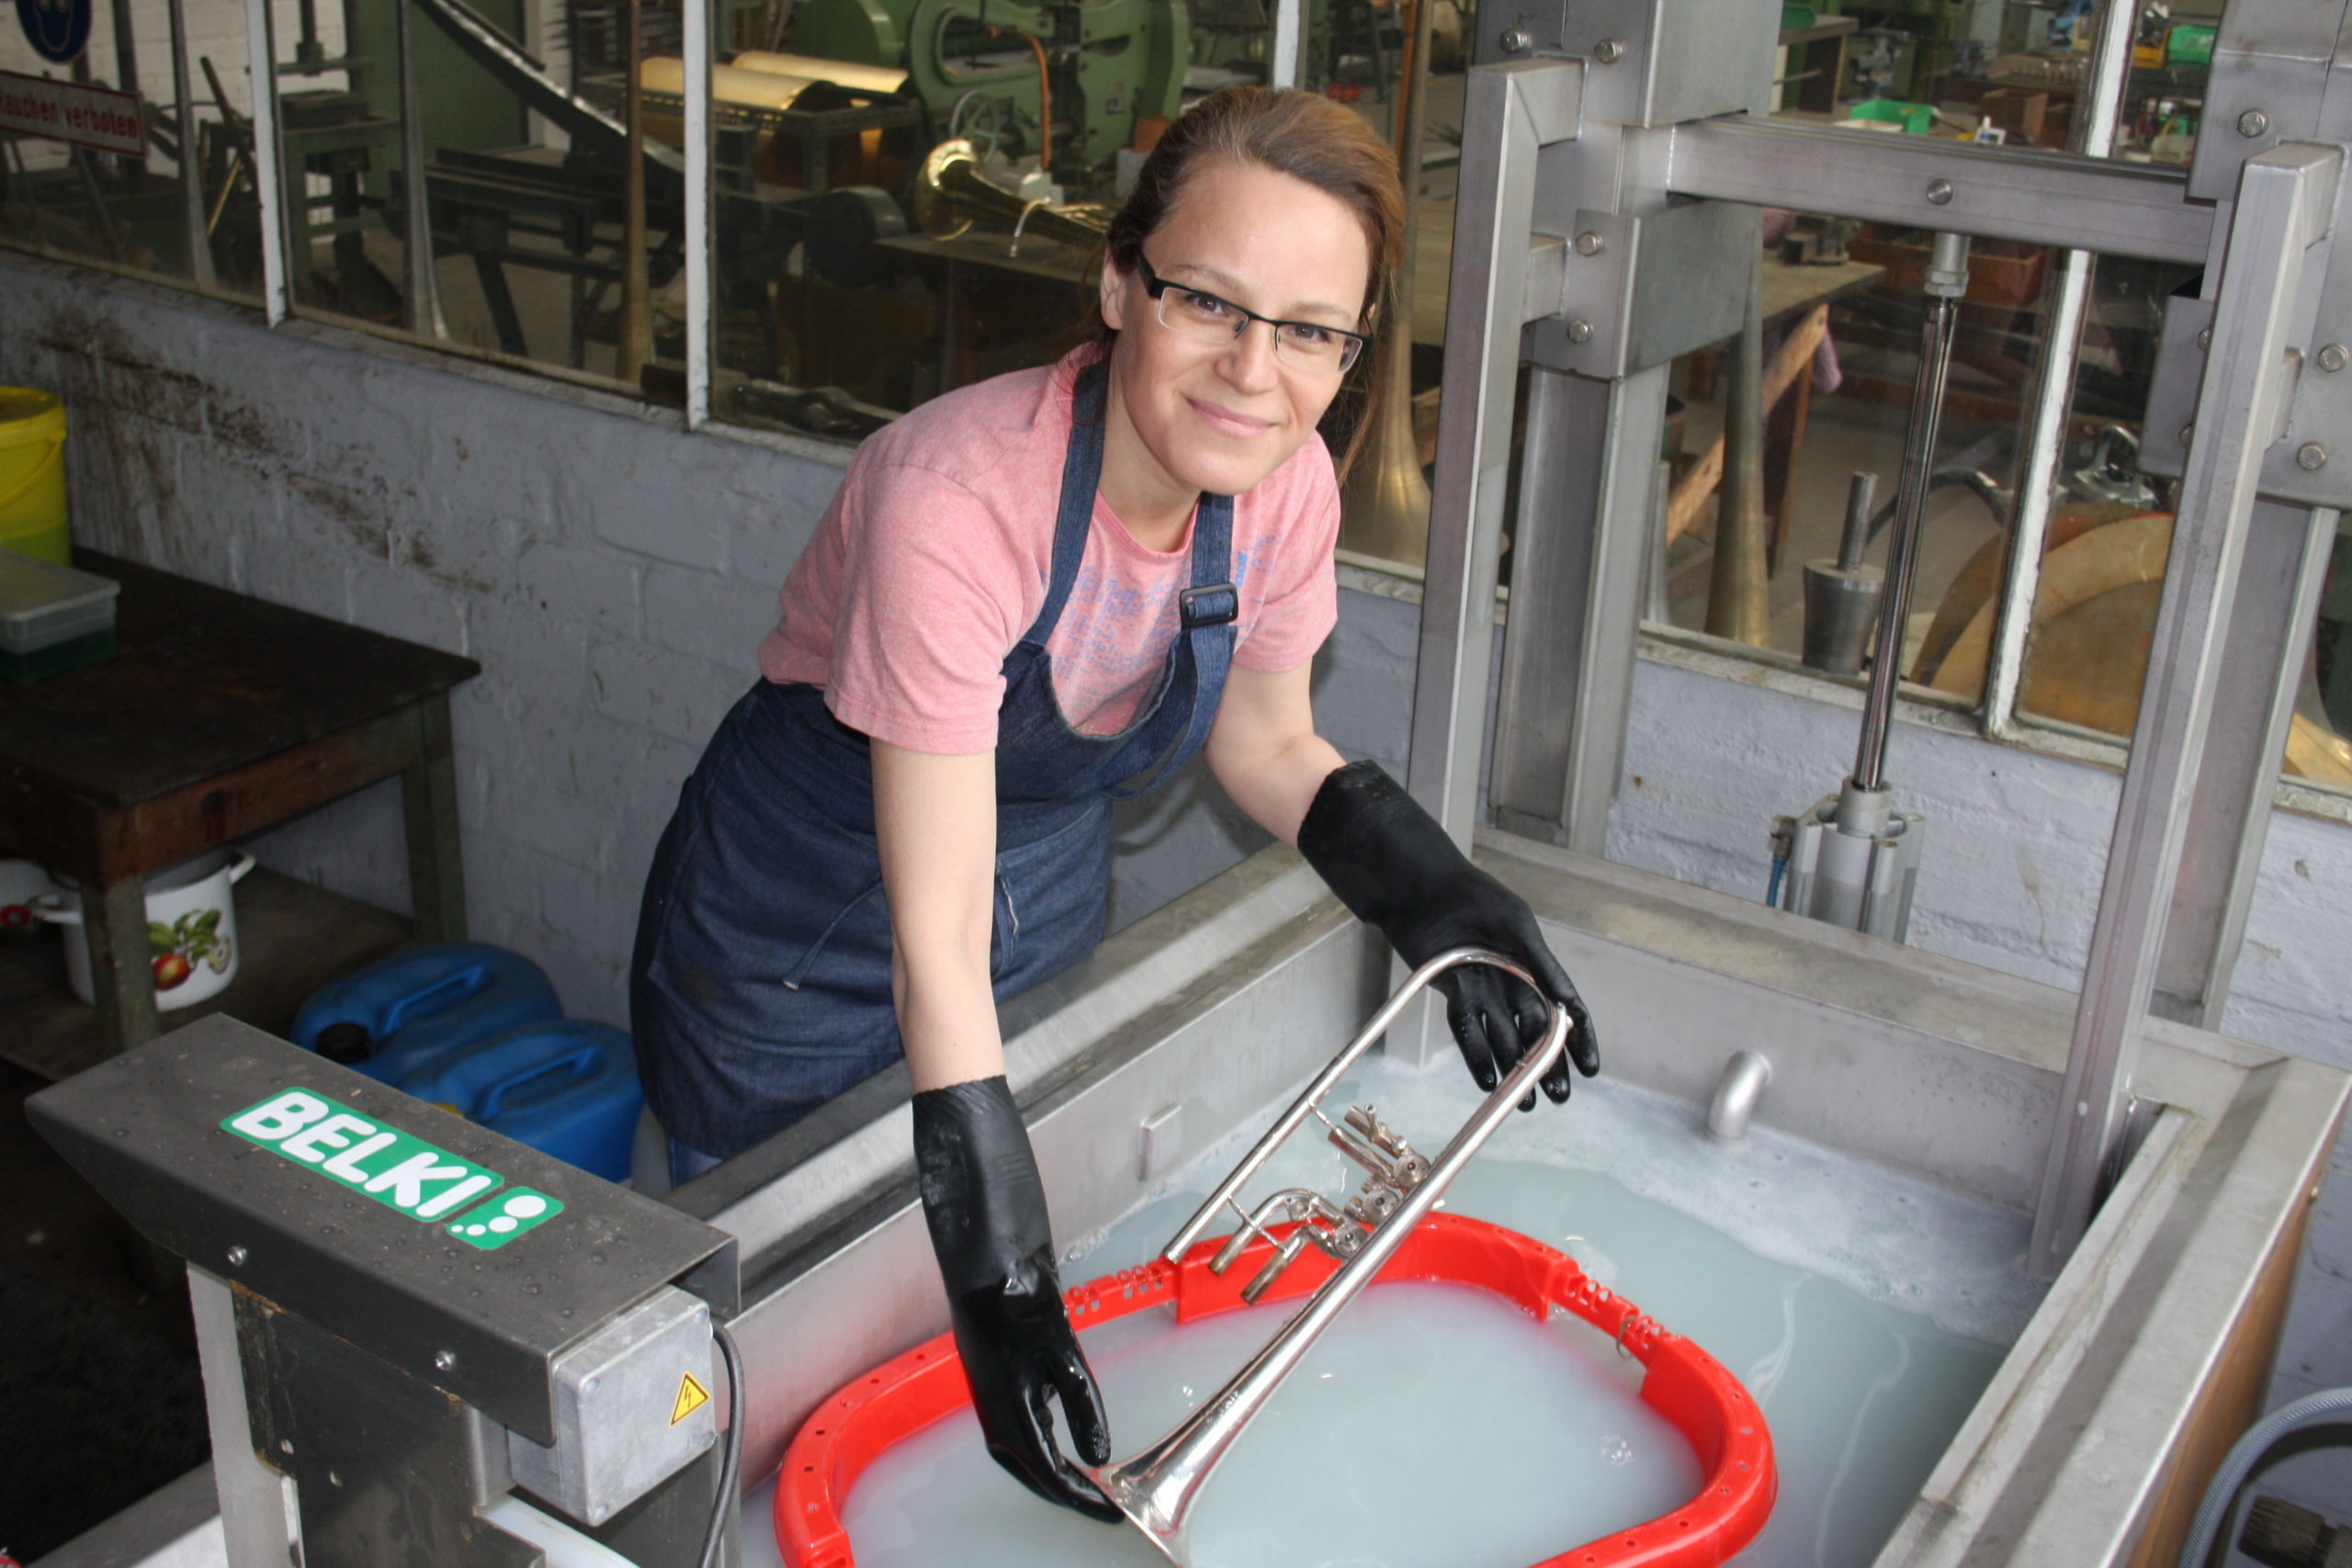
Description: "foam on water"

(745, 1050), (2047, 1568)
(828, 1282), (1702, 1568)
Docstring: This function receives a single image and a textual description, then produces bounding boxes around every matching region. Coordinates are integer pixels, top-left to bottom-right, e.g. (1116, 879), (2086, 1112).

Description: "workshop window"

(256, 0), (691, 389)
(1, 0), (260, 299)
(1650, 3), (2352, 807)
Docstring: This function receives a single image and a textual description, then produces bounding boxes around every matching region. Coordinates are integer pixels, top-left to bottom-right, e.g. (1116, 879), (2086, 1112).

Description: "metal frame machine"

(29, 0), (2352, 1562)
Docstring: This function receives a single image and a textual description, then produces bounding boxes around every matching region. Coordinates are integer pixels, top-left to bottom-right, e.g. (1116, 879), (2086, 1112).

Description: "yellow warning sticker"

(671, 1371), (710, 1426)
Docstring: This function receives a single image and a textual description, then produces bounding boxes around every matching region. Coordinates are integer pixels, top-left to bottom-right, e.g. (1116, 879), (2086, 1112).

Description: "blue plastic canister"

(291, 942), (562, 1085)
(396, 1021), (643, 1182)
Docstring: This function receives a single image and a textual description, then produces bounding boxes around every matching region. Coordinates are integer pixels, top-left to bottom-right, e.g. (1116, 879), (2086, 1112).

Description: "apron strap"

(1107, 490), (1238, 797)
(1018, 359), (1110, 649)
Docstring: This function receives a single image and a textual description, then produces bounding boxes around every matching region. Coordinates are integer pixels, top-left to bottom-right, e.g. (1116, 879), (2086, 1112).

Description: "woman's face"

(1098, 159), (1373, 511)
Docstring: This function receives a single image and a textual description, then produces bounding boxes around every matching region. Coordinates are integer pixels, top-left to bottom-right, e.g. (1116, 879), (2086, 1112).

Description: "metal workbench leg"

(403, 697), (469, 942)
(2029, 143), (2346, 1278)
(86, 874), (162, 1055)
(2154, 498), (2342, 1028)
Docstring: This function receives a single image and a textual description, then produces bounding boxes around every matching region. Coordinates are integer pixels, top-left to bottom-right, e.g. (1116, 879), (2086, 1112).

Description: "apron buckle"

(1179, 582), (1238, 630)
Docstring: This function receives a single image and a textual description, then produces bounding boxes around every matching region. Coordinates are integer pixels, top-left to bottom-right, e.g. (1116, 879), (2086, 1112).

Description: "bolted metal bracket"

(2139, 153), (2350, 510)
(1530, 200), (1760, 377)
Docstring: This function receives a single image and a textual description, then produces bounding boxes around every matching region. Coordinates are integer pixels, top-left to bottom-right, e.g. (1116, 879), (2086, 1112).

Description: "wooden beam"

(1669, 304), (1831, 543)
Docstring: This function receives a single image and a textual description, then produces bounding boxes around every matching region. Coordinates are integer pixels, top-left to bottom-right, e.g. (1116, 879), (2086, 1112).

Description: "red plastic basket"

(776, 1212), (1775, 1568)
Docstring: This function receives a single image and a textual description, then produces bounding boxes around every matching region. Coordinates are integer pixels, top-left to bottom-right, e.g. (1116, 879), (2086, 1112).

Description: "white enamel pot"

(35, 848), (257, 1010)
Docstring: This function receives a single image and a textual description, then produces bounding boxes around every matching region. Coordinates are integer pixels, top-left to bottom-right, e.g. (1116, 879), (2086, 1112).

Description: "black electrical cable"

(697, 1322), (746, 1568)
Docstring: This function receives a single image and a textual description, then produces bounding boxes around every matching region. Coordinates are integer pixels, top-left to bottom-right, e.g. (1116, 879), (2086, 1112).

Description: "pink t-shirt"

(758, 349), (1341, 754)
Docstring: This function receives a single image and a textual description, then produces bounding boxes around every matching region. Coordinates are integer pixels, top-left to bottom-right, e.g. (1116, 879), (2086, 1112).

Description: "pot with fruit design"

(35, 848), (257, 1010)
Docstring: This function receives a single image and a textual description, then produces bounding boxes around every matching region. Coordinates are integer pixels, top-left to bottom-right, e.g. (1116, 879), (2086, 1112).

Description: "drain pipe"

(2177, 1386), (2352, 1568)
(1707, 1051), (1773, 1143)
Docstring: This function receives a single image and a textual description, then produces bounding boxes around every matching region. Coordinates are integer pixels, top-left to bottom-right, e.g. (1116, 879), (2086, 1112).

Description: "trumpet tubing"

(1088, 949), (1573, 1566)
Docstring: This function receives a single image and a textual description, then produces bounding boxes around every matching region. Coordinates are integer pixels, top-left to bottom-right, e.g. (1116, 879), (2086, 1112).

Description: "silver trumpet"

(1087, 947), (1572, 1565)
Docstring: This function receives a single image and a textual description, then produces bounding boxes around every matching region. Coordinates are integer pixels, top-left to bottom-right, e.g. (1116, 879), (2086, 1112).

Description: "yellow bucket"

(0, 388), (70, 566)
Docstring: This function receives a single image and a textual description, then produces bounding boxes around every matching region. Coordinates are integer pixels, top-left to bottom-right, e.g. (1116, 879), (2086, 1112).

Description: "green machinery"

(787, 0), (1190, 175)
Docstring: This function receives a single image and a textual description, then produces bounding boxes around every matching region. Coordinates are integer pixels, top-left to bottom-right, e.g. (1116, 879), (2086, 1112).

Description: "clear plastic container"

(0, 547), (118, 654)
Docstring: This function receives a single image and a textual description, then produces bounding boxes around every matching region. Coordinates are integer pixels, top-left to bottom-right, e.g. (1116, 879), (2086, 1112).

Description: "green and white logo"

(221, 1089), (563, 1250)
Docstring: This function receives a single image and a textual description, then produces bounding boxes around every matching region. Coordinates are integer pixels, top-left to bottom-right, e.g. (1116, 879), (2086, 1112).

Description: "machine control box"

(508, 1284), (718, 1527)
(26, 1014), (739, 1447)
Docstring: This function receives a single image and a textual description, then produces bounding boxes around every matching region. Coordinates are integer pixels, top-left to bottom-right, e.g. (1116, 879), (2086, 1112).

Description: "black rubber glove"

(913, 1077), (1119, 1521)
(1296, 760), (1600, 1104)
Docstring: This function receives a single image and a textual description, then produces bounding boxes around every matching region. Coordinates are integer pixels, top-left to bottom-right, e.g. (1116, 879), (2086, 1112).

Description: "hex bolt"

(434, 1350), (458, 1373)
(226, 1246), (248, 1267)
(1594, 37), (1624, 62)
(2298, 442), (2329, 471)
(2197, 326), (2212, 350)
(1574, 231), (1605, 256)
(2319, 343), (2349, 374)
(1499, 26), (1532, 52)
(1925, 178), (1954, 206)
(1566, 318), (1595, 343)
(2178, 423), (2195, 450)
(278, 1438), (294, 1455)
(2238, 108), (2269, 138)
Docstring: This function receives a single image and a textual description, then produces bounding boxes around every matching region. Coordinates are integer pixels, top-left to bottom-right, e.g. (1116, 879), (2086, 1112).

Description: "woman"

(631, 85), (1599, 1519)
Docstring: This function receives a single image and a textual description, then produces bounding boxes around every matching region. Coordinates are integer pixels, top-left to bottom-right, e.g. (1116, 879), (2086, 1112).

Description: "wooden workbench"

(0, 553), (479, 1071)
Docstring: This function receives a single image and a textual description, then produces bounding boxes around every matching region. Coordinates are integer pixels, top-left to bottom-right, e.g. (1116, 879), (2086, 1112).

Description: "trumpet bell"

(914, 139), (1114, 255)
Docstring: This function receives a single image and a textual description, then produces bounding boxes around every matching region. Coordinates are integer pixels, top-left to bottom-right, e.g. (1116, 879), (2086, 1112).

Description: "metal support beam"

(1399, 57), (1581, 1062)
(683, 0), (711, 428)
(166, 0), (217, 291)
(1489, 366), (1667, 853)
(2153, 500), (2342, 1027)
(1408, 57), (1584, 844)
(1664, 118), (2214, 265)
(243, 0), (289, 321)
(2029, 142), (2345, 1278)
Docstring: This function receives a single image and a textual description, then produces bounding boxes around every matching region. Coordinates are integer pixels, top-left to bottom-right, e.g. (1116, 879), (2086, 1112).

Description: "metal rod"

(110, 0), (142, 182)
(1982, 0), (2139, 736)
(243, 0), (288, 321)
(683, 0), (710, 426)
(1852, 234), (1967, 792)
(167, 0), (217, 288)
(1706, 250), (1770, 644)
(1102, 949), (1571, 1563)
(617, 0), (652, 385)
(395, 0), (445, 336)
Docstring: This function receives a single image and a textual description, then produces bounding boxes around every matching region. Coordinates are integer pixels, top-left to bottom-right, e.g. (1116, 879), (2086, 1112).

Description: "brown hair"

(1095, 85), (1405, 480)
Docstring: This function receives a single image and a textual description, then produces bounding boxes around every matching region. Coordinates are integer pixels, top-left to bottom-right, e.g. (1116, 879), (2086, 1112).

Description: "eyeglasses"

(1136, 254), (1371, 375)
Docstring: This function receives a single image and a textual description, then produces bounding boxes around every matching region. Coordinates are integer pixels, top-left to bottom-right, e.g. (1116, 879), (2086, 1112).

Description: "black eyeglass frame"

(1134, 254), (1373, 374)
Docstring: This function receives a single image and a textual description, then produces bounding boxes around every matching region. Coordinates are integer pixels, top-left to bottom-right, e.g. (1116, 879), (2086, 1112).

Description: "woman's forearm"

(872, 739), (1010, 1091)
(1205, 661), (1345, 846)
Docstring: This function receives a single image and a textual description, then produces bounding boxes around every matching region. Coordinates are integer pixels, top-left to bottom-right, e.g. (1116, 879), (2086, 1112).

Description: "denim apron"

(631, 362), (1240, 1162)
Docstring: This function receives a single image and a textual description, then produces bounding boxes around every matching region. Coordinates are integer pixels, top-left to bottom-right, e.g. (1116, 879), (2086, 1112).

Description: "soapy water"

(744, 1054), (2044, 1568)
(834, 1282), (1702, 1568)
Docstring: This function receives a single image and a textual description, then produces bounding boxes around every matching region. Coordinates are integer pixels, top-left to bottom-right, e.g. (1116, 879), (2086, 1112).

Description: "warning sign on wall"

(0, 69), (144, 156)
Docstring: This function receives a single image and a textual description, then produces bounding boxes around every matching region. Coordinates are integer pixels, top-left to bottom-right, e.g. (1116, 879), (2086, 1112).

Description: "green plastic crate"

(1849, 97), (1933, 134)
